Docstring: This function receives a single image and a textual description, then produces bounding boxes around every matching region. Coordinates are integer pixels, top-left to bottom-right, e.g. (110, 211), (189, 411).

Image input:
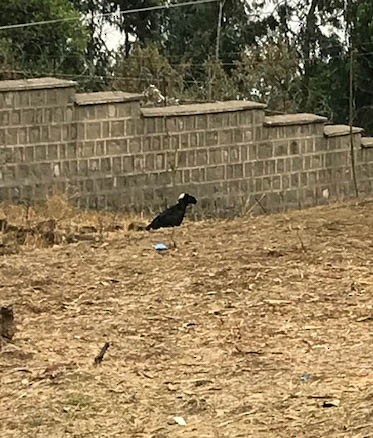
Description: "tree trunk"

(301, 0), (318, 110)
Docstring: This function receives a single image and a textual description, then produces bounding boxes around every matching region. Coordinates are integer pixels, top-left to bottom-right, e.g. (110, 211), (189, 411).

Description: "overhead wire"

(0, 0), (220, 31)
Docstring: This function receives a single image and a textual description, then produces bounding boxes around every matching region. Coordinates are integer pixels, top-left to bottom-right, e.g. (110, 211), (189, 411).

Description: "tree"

(0, 0), (88, 79)
(110, 0), (166, 57)
(350, 0), (373, 133)
(232, 38), (301, 112)
(69, 0), (117, 90)
(113, 43), (185, 99)
(163, 0), (273, 72)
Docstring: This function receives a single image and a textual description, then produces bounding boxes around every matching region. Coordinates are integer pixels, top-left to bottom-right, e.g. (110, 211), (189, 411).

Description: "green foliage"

(163, 0), (268, 67)
(111, 0), (166, 56)
(1, 0), (373, 134)
(113, 44), (184, 97)
(0, 0), (88, 78)
(69, 0), (116, 91)
(232, 39), (301, 112)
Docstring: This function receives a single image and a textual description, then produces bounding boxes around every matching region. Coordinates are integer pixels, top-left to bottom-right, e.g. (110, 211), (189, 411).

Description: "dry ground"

(0, 198), (373, 437)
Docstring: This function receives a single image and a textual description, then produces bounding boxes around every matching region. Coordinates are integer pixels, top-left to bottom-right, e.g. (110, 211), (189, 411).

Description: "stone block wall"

(0, 77), (372, 217)
(0, 78), (76, 202)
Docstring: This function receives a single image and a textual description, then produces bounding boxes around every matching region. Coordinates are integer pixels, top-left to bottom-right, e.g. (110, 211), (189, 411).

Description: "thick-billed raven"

(146, 193), (197, 231)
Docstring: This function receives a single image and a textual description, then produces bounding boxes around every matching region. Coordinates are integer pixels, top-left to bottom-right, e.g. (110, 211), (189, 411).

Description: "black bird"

(146, 193), (197, 231)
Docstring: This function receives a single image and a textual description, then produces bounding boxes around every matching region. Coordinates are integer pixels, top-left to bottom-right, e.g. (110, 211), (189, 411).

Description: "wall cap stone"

(324, 124), (364, 137)
(75, 91), (142, 106)
(141, 100), (266, 117)
(0, 77), (76, 92)
(264, 113), (328, 127)
(361, 137), (373, 148)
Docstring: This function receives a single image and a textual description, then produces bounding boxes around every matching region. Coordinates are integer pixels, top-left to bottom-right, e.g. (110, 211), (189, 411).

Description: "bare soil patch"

(0, 198), (372, 437)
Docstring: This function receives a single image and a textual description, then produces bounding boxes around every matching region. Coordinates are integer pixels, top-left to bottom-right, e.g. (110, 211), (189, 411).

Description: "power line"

(0, 0), (219, 32)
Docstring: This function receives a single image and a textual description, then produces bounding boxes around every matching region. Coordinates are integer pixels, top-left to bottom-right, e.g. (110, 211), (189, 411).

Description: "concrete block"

(258, 142), (273, 159)
(86, 121), (101, 139)
(106, 139), (122, 155)
(185, 116), (195, 131)
(0, 110), (10, 125)
(6, 127), (18, 145)
(272, 175), (281, 190)
(187, 151), (196, 167)
(144, 118), (156, 134)
(102, 121), (110, 138)
(10, 110), (21, 126)
(35, 145), (47, 161)
(196, 149), (208, 166)
(179, 134), (188, 149)
(155, 117), (165, 133)
(152, 135), (162, 151)
(208, 113), (225, 129)
(190, 132), (200, 147)
(219, 129), (233, 145)
(264, 160), (276, 175)
(53, 107), (64, 123)
(300, 172), (308, 186)
(255, 178), (263, 192)
(142, 136), (151, 152)
(254, 110), (265, 125)
(233, 128), (243, 144)
(95, 140), (106, 155)
(28, 90), (46, 107)
(282, 174), (290, 189)
(123, 156), (135, 173)
(67, 142), (77, 159)
(206, 165), (225, 181)
(50, 125), (62, 142)
(289, 140), (299, 155)
(48, 145), (59, 160)
(253, 160), (264, 177)
(229, 112), (239, 127)
(291, 156), (303, 172)
(248, 144), (257, 161)
(145, 153), (155, 171)
(12, 147), (23, 162)
(312, 154), (323, 169)
(315, 137), (325, 152)
(78, 141), (94, 158)
(244, 162), (253, 178)
(206, 131), (219, 147)
(229, 146), (240, 163)
(274, 142), (288, 156)
(209, 147), (222, 165)
(129, 137), (141, 153)
(196, 115), (208, 130)
(239, 110), (253, 126)
(240, 145), (249, 162)
(17, 91), (31, 108)
(308, 171), (317, 185)
(226, 163), (243, 179)
(191, 168), (205, 183)
(291, 173), (299, 187)
(156, 153), (165, 170)
(166, 151), (176, 170)
(177, 151), (187, 167)
(166, 117), (177, 132)
(101, 157), (111, 172)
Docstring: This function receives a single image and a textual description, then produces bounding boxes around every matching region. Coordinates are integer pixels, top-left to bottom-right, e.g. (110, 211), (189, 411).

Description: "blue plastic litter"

(153, 243), (168, 251)
(300, 372), (311, 382)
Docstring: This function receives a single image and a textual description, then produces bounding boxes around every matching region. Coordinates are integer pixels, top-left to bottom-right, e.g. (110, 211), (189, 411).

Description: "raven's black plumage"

(146, 193), (197, 231)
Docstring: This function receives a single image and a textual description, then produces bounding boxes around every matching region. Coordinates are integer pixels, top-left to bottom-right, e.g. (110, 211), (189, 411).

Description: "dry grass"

(0, 196), (373, 437)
